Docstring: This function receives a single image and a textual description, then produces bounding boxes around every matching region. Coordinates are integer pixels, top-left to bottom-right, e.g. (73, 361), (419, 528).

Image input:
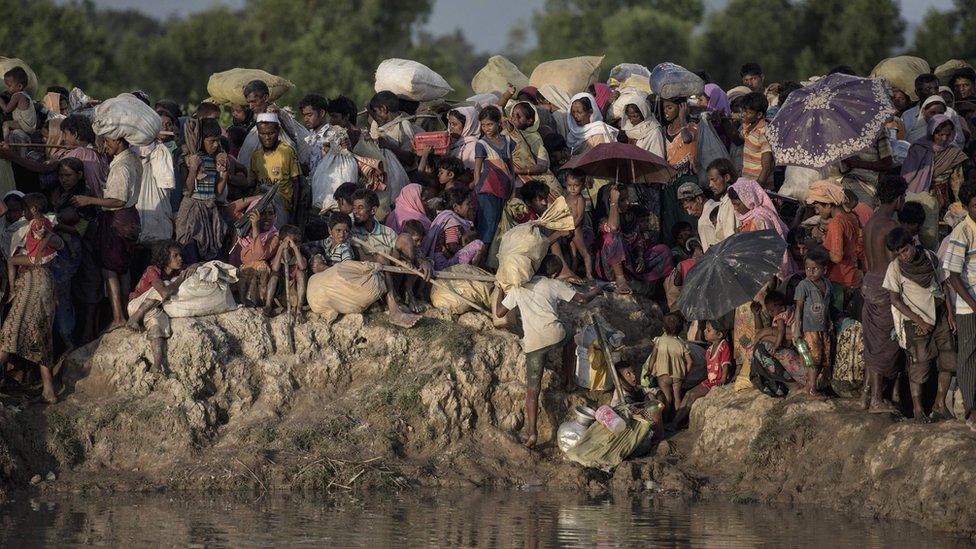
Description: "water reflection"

(0, 490), (968, 548)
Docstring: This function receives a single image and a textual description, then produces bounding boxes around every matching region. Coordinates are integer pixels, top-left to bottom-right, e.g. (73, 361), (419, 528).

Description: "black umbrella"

(676, 230), (786, 321)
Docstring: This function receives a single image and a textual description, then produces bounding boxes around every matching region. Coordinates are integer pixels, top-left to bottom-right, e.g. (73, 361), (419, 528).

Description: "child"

(393, 219), (432, 314)
(615, 361), (652, 405)
(426, 188), (476, 270)
(739, 92), (773, 188)
(0, 193), (63, 403)
(564, 169), (594, 280)
(667, 237), (703, 314)
(884, 227), (955, 422)
(303, 211), (353, 266)
(793, 247), (833, 396)
(494, 255), (601, 447)
(0, 67), (36, 138)
(474, 106), (516, 246)
(127, 240), (196, 374)
(52, 206), (83, 352)
(522, 180), (578, 282)
(752, 290), (809, 388)
(679, 320), (731, 408)
(437, 156), (467, 191)
(310, 253), (329, 274)
(670, 221), (694, 263)
(643, 312), (693, 410)
(176, 117), (229, 263)
(237, 202), (279, 307)
(265, 224), (307, 319)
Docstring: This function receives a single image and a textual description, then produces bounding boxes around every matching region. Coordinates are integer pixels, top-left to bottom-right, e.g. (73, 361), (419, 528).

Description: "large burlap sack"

(609, 63), (650, 86)
(935, 59), (973, 84)
(307, 261), (385, 314)
(164, 261), (239, 318)
(92, 93), (162, 147)
(650, 62), (704, 100)
(495, 196), (575, 291)
(529, 56), (604, 96)
(207, 68), (294, 105)
(430, 265), (494, 314)
(0, 58), (37, 96)
(472, 55), (529, 96)
(374, 59), (453, 102)
(870, 56), (931, 101)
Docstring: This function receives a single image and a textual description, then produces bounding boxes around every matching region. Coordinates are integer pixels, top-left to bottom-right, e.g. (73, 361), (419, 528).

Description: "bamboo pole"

(4, 143), (73, 150)
(377, 264), (495, 282)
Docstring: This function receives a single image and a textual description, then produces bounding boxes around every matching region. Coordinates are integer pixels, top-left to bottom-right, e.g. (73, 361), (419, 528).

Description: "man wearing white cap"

(235, 80), (296, 171)
(248, 112), (301, 225)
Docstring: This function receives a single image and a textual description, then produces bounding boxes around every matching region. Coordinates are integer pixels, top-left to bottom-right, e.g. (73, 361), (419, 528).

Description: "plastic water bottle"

(595, 405), (626, 434)
(794, 337), (814, 370)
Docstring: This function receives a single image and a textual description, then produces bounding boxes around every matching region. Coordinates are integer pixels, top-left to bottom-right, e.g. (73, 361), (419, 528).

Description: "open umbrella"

(561, 142), (674, 183)
(766, 73), (896, 169)
(676, 230), (786, 321)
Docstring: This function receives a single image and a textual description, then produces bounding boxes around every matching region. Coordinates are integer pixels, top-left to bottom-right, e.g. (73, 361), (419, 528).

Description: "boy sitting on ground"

(302, 211), (353, 266)
(265, 224), (307, 320)
(128, 240), (198, 375)
(494, 254), (602, 448)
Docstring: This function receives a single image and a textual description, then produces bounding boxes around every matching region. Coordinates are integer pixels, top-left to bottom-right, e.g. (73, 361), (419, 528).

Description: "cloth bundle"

(163, 261), (239, 318)
(92, 93), (162, 147)
(495, 196), (575, 291)
(306, 261), (386, 315)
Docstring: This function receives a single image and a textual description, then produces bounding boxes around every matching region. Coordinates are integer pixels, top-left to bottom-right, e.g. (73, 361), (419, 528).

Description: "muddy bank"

(1, 297), (975, 536)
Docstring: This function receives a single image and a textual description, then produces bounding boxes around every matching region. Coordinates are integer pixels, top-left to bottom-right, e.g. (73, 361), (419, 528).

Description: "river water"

(0, 489), (969, 547)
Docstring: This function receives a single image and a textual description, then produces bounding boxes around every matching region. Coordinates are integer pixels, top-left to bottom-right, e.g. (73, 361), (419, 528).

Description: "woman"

(619, 92), (665, 158)
(506, 102), (561, 198)
(727, 177), (793, 385)
(594, 184), (673, 295)
(902, 114), (973, 209)
(422, 187), (474, 269)
(566, 92), (618, 155)
(702, 83), (736, 150)
(448, 106), (480, 171)
(662, 97), (699, 175)
(234, 201), (279, 307)
(386, 183), (431, 233)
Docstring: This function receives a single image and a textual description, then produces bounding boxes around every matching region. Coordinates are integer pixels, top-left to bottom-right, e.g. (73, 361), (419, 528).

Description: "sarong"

(861, 271), (901, 379)
(94, 206), (140, 273)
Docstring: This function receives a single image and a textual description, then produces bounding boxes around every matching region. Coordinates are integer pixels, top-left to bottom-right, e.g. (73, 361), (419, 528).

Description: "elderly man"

(677, 182), (719, 252)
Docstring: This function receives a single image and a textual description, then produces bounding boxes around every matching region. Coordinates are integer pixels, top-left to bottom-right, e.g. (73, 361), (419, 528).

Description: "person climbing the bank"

(494, 254), (601, 448)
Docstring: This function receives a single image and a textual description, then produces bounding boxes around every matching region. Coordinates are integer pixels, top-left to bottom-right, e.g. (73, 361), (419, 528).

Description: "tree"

(793, 0), (904, 78)
(601, 6), (693, 70)
(912, 0), (976, 67)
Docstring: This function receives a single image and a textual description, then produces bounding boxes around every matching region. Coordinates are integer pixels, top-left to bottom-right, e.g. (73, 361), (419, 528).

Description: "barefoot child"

(393, 219), (433, 314)
(236, 202), (279, 307)
(265, 224), (307, 319)
(642, 312), (693, 410)
(127, 240), (194, 373)
(793, 248), (833, 396)
(494, 255), (602, 447)
(679, 320), (731, 409)
(0, 193), (62, 402)
(0, 67), (37, 138)
(564, 169), (594, 279)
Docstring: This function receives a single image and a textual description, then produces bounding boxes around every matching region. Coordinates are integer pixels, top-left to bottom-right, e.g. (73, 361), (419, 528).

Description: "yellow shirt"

(249, 143), (300, 212)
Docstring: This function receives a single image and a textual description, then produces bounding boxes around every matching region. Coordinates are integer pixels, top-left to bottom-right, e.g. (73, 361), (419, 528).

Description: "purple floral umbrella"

(766, 74), (896, 169)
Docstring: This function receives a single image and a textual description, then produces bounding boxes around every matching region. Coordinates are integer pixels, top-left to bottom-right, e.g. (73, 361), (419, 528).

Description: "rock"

(29, 474), (41, 486)
(45, 472), (56, 482)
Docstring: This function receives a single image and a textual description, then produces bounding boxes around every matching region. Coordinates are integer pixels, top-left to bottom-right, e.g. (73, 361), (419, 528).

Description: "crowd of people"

(1, 57), (976, 449)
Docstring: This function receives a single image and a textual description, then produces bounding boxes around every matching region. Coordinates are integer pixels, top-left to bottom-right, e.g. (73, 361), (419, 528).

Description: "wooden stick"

(378, 264), (495, 282)
(592, 312), (625, 406)
(353, 237), (491, 315)
(4, 143), (73, 150)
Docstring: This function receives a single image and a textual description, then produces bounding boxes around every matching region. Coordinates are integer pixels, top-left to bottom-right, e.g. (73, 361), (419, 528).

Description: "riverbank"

(1, 298), (974, 537)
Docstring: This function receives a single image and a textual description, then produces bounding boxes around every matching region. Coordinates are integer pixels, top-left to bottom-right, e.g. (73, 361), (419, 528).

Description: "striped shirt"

(741, 119), (771, 181)
(942, 217), (976, 314)
(192, 154), (218, 200)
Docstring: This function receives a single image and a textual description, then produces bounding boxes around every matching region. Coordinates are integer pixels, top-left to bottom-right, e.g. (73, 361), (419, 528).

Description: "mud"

(1, 295), (974, 537)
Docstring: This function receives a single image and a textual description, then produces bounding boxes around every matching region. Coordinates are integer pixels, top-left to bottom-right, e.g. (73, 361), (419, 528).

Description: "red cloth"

(25, 217), (57, 262)
(852, 202), (873, 228)
(823, 211), (862, 288)
(702, 339), (731, 389)
(678, 257), (697, 280)
(129, 265), (162, 302)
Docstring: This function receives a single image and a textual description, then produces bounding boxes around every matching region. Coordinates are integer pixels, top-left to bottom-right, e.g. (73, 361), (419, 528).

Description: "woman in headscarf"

(566, 92), (618, 155)
(726, 177), (794, 385)
(902, 114), (973, 210)
(386, 183), (431, 233)
(907, 94), (971, 146)
(506, 102), (561, 198)
(618, 91), (665, 158)
(448, 106), (481, 171)
(422, 187), (476, 269)
(702, 83), (736, 150)
(593, 183), (673, 295)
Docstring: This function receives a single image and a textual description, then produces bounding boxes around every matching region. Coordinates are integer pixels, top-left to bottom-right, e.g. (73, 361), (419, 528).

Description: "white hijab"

(566, 92), (618, 152)
(618, 91), (665, 158)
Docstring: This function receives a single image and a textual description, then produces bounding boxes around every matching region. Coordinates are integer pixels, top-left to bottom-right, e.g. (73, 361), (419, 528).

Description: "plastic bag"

(430, 264), (494, 314)
(650, 62), (704, 100)
(307, 261), (385, 314)
(529, 56), (604, 96)
(0, 58), (37, 96)
(374, 58), (453, 102)
(92, 94), (161, 147)
(380, 149), (409, 211)
(472, 55), (529, 96)
(780, 166), (821, 203)
(557, 422), (588, 453)
(310, 148), (359, 209)
(207, 68), (294, 105)
(135, 143), (175, 242)
(870, 56), (930, 101)
(696, 112), (730, 187)
(609, 63), (650, 86)
(164, 261), (239, 318)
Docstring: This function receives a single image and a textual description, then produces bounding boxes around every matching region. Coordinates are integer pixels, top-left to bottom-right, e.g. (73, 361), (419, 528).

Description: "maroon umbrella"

(561, 142), (674, 183)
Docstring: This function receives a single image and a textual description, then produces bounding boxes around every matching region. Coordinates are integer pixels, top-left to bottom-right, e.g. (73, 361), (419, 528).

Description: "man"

(368, 90), (420, 167)
(349, 188), (424, 328)
(943, 183), (976, 429)
(951, 68), (976, 120)
(740, 63), (764, 93)
(705, 158), (738, 243)
(677, 181), (718, 252)
(248, 113), (301, 223)
(902, 73), (966, 148)
(495, 254), (601, 448)
(329, 95), (362, 147)
(861, 175), (907, 414)
(840, 130), (894, 208)
(884, 227), (956, 422)
(739, 92), (774, 188)
(237, 79), (296, 169)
